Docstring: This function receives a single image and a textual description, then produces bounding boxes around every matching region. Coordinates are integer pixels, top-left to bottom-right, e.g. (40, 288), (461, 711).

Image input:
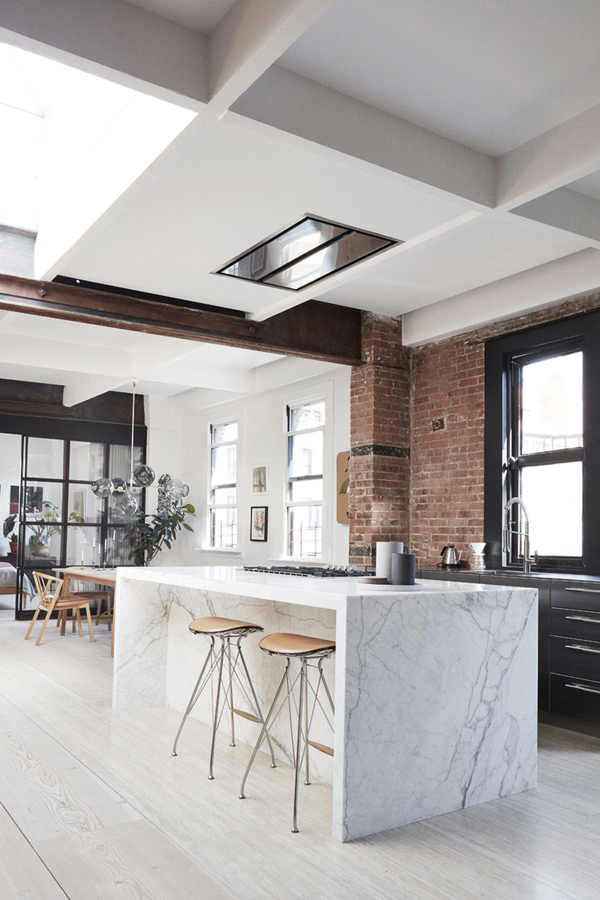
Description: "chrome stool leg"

(208, 637), (226, 779)
(239, 633), (335, 834)
(239, 661), (290, 799)
(172, 636), (217, 757)
(172, 617), (277, 780)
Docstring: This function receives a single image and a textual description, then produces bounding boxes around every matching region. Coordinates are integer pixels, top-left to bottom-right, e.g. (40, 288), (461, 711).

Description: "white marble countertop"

(116, 565), (532, 610)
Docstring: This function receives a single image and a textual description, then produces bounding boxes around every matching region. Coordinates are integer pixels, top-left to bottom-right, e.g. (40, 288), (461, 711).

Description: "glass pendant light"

(90, 381), (189, 522)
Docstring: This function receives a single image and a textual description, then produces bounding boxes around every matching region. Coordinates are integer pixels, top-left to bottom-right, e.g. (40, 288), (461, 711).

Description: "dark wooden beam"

(0, 274), (363, 365)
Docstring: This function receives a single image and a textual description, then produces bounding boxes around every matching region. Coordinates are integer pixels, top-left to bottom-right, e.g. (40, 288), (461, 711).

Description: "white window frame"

(285, 396), (326, 560)
(208, 418), (238, 550)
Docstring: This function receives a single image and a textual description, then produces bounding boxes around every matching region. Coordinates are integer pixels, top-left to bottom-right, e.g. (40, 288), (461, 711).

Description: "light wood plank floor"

(0, 608), (599, 899)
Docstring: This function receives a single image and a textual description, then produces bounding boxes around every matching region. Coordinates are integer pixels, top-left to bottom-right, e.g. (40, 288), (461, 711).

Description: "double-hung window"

(286, 399), (325, 558)
(209, 420), (237, 549)
(505, 341), (583, 565)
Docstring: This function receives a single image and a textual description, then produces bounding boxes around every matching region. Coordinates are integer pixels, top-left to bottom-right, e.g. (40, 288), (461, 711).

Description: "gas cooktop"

(242, 565), (365, 578)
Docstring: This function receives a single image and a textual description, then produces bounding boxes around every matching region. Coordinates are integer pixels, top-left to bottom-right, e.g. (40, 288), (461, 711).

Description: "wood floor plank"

(0, 802), (67, 900)
(0, 695), (143, 842)
(34, 819), (237, 900)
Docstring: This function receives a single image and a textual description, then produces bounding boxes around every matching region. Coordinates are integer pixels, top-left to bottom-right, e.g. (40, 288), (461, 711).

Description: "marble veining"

(113, 567), (537, 842)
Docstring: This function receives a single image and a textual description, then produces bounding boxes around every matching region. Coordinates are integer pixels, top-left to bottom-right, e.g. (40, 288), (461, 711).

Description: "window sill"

(195, 547), (242, 555)
(269, 556), (328, 565)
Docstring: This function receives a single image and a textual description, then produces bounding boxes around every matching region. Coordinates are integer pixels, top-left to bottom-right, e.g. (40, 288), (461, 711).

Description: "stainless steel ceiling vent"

(216, 215), (400, 292)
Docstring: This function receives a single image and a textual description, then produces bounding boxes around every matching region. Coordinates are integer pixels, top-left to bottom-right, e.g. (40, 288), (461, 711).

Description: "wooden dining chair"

(25, 572), (95, 646)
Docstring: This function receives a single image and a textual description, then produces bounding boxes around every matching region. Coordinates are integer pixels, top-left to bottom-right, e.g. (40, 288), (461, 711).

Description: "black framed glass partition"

(14, 436), (145, 617)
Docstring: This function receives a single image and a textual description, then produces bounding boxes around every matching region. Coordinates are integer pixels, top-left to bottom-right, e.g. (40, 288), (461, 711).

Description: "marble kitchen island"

(113, 566), (538, 842)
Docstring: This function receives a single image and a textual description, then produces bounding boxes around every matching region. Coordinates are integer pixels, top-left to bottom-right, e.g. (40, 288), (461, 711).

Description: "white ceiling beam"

(141, 363), (256, 393)
(496, 103), (600, 211)
(253, 357), (341, 392)
(510, 188), (600, 247)
(0, 333), (130, 376)
(0, 311), (19, 332)
(130, 336), (195, 375)
(62, 374), (130, 408)
(231, 66), (495, 208)
(208, 0), (337, 111)
(0, 0), (209, 108)
(402, 248), (600, 346)
(170, 387), (247, 415)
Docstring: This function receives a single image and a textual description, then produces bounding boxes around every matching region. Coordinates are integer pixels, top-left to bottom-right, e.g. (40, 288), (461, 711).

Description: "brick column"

(349, 313), (411, 567)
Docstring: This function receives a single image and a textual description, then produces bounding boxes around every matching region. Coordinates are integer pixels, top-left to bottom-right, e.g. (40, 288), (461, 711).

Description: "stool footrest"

(307, 740), (334, 757)
(233, 708), (261, 723)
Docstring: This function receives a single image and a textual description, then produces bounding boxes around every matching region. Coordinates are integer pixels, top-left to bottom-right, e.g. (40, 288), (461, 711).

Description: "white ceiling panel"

(319, 214), (584, 316)
(278, 0), (600, 155)
(57, 117), (472, 313)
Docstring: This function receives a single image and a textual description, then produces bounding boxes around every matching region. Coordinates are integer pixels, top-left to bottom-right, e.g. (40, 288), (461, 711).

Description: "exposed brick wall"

(410, 336), (485, 569)
(410, 290), (600, 570)
(349, 314), (410, 566)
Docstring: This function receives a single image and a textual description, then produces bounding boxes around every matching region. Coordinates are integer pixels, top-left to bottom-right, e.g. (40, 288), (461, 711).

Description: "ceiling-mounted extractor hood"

(216, 215), (401, 291)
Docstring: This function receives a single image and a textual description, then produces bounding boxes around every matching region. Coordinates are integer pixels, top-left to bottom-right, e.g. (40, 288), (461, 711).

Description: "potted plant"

(26, 501), (61, 556)
(125, 500), (195, 566)
(3, 514), (18, 554)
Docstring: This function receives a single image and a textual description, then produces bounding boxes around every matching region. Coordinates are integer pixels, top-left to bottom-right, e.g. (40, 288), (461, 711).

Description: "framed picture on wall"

(250, 506), (268, 541)
(252, 465), (267, 493)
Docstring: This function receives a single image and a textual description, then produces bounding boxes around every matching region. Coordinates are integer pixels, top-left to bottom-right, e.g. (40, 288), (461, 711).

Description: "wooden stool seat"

(189, 616), (262, 635)
(259, 632), (336, 656)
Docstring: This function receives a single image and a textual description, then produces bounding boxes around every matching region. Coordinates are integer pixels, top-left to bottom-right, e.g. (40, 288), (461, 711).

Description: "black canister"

(390, 552), (416, 585)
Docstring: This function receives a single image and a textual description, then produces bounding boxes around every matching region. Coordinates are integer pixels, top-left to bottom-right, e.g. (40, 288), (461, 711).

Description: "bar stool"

(239, 632), (336, 833)
(171, 616), (276, 779)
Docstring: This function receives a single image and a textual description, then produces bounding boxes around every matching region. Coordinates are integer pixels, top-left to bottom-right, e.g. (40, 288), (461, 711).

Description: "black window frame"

(485, 308), (600, 576)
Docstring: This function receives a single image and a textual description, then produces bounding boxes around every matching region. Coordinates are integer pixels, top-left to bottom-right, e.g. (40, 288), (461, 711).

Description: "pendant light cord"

(130, 380), (136, 489)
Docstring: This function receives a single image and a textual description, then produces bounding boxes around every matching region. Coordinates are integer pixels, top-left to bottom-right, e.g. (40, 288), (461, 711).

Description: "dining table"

(53, 566), (118, 655)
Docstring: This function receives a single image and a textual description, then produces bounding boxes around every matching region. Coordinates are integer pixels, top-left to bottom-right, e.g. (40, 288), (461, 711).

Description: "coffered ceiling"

(2, 0), (600, 401)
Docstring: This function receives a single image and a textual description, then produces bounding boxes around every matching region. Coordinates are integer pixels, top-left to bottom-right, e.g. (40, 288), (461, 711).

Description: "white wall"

(145, 362), (351, 567)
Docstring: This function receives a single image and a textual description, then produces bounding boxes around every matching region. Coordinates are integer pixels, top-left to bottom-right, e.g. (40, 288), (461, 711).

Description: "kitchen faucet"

(503, 497), (536, 574)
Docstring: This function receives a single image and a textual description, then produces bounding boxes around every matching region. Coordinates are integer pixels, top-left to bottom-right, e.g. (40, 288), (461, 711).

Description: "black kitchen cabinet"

(549, 581), (600, 722)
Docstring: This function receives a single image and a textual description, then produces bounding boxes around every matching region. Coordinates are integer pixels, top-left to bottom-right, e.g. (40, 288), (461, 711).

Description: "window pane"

(65, 524), (102, 566)
(288, 431), (323, 478)
(521, 352), (583, 454)
(289, 401), (325, 432)
(212, 422), (238, 444)
(287, 506), (322, 557)
(69, 441), (105, 481)
(288, 478), (323, 502)
(24, 523), (62, 561)
(211, 508), (237, 549)
(109, 444), (143, 479)
(24, 483), (62, 518)
(27, 438), (64, 478)
(68, 484), (104, 524)
(211, 486), (236, 506)
(211, 445), (237, 489)
(521, 462), (582, 557)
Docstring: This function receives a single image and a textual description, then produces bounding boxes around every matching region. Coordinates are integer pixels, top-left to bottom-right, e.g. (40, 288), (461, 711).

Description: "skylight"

(0, 41), (196, 241)
(217, 216), (400, 291)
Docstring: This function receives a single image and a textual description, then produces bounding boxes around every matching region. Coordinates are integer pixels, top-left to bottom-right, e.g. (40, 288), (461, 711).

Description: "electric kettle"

(440, 545), (462, 569)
